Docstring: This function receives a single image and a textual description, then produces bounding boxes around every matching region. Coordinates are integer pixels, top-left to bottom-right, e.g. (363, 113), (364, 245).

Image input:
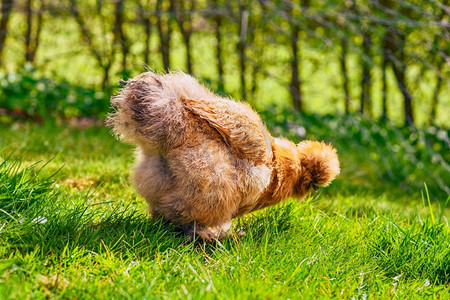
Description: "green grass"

(0, 118), (448, 299)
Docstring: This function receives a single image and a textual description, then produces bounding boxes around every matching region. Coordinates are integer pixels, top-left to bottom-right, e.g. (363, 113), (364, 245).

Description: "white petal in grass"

(206, 281), (214, 292)
(294, 126), (306, 137)
(32, 216), (48, 224)
(391, 275), (400, 295)
(417, 279), (430, 291)
(393, 274), (402, 281)
(351, 293), (367, 300)
(123, 260), (140, 277)
(180, 284), (189, 295)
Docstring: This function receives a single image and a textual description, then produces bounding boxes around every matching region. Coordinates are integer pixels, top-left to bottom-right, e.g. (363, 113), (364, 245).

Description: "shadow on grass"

(3, 196), (303, 264)
(3, 203), (192, 260)
(0, 154), (192, 259)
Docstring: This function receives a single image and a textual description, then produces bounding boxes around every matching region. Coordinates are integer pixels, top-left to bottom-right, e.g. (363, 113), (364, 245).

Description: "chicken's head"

(296, 141), (340, 193)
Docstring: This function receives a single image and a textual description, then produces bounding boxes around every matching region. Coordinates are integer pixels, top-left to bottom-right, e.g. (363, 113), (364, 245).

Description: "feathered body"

(108, 72), (340, 240)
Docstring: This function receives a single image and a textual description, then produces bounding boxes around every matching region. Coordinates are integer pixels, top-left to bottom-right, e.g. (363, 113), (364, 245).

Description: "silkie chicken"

(107, 71), (340, 241)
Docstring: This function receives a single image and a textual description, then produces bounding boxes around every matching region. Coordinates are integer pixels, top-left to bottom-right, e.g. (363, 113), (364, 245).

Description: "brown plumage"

(107, 71), (340, 241)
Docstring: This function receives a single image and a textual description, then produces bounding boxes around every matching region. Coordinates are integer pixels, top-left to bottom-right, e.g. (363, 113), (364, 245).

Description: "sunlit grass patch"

(0, 121), (448, 298)
(0, 154), (58, 217)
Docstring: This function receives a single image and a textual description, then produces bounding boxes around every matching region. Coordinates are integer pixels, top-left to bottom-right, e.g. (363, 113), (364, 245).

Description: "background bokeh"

(0, 0), (449, 126)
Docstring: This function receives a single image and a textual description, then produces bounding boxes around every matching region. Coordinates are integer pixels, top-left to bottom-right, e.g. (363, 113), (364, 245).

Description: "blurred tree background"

(0, 0), (449, 199)
(0, 0), (448, 126)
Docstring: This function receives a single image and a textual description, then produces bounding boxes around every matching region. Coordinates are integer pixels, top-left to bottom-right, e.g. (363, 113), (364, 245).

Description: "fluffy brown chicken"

(107, 71), (340, 240)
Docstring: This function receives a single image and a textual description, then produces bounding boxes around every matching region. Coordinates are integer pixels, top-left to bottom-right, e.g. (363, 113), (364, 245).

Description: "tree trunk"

(156, 0), (171, 71)
(113, 0), (128, 75)
(170, 0), (194, 74)
(428, 0), (447, 125)
(181, 30), (192, 74)
(290, 21), (302, 111)
(378, 0), (397, 121)
(0, 0), (14, 65)
(143, 11), (151, 66)
(70, 0), (114, 88)
(213, 1), (224, 91)
(137, 0), (152, 66)
(392, 60), (414, 126)
(32, 1), (43, 62)
(340, 37), (350, 114)
(388, 29), (414, 127)
(429, 64), (443, 126)
(102, 62), (111, 89)
(360, 31), (372, 116)
(237, 4), (248, 100)
(250, 55), (257, 99)
(24, 0), (44, 63)
(350, 0), (372, 116)
(288, 0), (309, 111)
(381, 25), (392, 120)
(381, 50), (388, 120)
(249, 0), (268, 100)
(215, 20), (224, 91)
(25, 0), (32, 61)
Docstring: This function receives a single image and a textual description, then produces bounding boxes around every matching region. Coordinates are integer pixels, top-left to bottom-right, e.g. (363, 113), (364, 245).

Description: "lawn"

(0, 113), (448, 299)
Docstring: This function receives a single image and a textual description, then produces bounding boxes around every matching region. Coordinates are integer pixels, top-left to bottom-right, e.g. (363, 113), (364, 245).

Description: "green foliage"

(0, 64), (110, 122)
(260, 108), (450, 200)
